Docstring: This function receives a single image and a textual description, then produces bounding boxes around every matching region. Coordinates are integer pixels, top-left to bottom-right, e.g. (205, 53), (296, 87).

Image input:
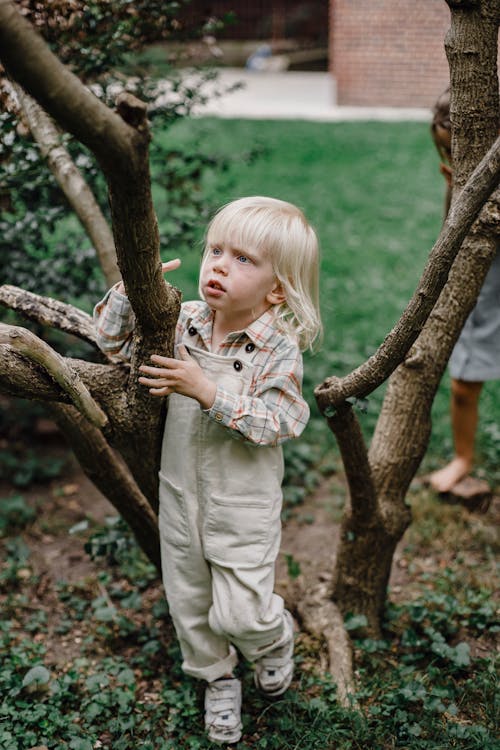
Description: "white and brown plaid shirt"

(94, 289), (309, 446)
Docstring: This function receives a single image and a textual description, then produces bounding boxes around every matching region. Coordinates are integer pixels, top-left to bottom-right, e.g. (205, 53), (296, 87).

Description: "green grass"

(151, 117), (500, 484)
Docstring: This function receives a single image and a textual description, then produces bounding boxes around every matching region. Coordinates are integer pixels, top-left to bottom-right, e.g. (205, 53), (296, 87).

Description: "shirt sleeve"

(93, 285), (135, 360)
(205, 338), (309, 447)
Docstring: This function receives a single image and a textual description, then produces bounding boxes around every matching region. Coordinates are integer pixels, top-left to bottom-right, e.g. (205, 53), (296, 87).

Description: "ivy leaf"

(452, 642), (471, 668)
(344, 613), (368, 631)
(93, 605), (117, 622)
(22, 665), (51, 690)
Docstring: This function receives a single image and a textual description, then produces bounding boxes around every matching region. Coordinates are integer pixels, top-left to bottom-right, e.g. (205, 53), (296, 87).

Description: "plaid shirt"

(94, 288), (309, 446)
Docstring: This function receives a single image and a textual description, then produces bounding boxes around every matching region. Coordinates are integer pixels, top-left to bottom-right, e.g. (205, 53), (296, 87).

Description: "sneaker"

(254, 610), (294, 696)
(204, 678), (242, 745)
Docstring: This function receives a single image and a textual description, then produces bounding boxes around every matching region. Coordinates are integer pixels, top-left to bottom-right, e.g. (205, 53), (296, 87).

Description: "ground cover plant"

(1, 118), (498, 748)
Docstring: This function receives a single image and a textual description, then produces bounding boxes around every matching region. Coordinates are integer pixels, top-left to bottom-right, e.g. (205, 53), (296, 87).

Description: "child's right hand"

(115, 258), (182, 295)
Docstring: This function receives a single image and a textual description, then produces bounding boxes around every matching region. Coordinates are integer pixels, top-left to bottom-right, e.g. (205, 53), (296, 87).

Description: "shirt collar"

(187, 302), (279, 350)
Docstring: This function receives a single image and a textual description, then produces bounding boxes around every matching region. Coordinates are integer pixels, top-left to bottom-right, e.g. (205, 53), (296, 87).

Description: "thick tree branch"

(14, 85), (120, 287)
(315, 136), (500, 414)
(0, 323), (107, 427)
(0, 0), (136, 172)
(0, 285), (98, 347)
(324, 403), (377, 519)
(49, 403), (161, 572)
(0, 345), (73, 402)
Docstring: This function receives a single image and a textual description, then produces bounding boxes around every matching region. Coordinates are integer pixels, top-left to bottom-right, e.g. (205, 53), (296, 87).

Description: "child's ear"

(266, 282), (286, 306)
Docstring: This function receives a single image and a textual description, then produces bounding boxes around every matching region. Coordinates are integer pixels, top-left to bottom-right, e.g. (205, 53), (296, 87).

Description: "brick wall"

(182, 1), (328, 43)
(330, 0), (451, 107)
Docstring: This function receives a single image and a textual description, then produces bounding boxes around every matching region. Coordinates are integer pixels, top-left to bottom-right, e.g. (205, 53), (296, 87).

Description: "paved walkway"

(191, 69), (431, 122)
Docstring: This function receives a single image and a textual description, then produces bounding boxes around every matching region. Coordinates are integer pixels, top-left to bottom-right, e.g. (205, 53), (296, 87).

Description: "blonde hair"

(201, 196), (322, 351)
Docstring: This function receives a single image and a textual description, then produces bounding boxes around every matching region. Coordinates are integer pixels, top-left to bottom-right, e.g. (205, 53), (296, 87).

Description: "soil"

(1, 430), (499, 666)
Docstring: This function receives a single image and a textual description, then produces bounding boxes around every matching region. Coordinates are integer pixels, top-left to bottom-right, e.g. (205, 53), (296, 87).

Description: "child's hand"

(115, 258), (181, 295)
(138, 345), (217, 410)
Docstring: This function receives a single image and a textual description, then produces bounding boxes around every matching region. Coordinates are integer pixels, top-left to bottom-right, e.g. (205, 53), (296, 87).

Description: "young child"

(93, 196), (322, 744)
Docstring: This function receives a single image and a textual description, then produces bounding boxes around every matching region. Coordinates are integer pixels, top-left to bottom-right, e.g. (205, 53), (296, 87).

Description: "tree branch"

(315, 136), (500, 413)
(14, 85), (120, 287)
(49, 403), (161, 572)
(0, 285), (98, 348)
(0, 323), (107, 427)
(324, 402), (378, 519)
(0, 345), (71, 402)
(0, 0), (136, 173)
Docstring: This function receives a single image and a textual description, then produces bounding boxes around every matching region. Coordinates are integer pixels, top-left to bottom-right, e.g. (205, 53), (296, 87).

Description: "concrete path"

(190, 68), (431, 122)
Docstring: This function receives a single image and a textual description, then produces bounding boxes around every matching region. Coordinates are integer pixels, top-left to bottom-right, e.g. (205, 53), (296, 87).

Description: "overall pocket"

(204, 493), (281, 568)
(158, 472), (191, 548)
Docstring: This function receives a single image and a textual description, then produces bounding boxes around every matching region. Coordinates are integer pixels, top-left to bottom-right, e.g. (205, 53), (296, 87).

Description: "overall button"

(188, 326), (197, 336)
(214, 412), (223, 421)
(233, 360), (243, 371)
(245, 342), (255, 353)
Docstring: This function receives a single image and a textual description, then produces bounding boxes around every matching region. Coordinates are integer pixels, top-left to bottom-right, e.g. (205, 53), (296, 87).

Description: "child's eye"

(237, 254), (251, 264)
(212, 247), (222, 256)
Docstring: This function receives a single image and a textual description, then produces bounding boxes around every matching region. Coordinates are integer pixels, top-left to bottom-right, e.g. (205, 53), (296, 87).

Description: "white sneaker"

(254, 610), (294, 696)
(204, 678), (243, 745)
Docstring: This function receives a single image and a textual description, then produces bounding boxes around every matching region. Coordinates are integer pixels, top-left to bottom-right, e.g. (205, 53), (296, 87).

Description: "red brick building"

(330, 0), (451, 107)
(184, 1), (454, 107)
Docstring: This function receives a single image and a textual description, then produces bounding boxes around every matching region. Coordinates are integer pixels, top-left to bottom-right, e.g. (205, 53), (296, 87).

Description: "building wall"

(182, 1), (328, 43)
(330, 0), (451, 107)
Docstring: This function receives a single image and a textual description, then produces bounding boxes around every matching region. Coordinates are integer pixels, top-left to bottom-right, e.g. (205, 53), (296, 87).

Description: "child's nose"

(213, 258), (228, 275)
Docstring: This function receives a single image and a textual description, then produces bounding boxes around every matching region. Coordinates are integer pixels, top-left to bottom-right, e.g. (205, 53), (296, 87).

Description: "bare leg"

(429, 379), (483, 493)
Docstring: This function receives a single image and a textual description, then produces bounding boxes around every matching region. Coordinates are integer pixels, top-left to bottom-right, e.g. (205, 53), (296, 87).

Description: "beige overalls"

(158, 334), (289, 683)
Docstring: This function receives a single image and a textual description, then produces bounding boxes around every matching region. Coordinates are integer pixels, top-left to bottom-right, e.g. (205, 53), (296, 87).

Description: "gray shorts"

(449, 250), (500, 382)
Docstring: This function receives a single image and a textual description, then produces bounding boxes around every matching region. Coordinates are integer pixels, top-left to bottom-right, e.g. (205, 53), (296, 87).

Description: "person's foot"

(428, 457), (471, 493)
(204, 678), (242, 745)
(254, 610), (294, 697)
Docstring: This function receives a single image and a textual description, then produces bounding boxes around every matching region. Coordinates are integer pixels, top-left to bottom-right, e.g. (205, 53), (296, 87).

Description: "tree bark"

(323, 0), (499, 638)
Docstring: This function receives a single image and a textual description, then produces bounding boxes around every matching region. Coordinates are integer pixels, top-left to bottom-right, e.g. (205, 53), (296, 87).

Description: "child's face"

(200, 239), (284, 328)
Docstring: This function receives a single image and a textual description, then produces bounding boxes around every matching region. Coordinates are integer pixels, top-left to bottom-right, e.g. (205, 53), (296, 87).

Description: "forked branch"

(0, 323), (107, 427)
(315, 136), (500, 413)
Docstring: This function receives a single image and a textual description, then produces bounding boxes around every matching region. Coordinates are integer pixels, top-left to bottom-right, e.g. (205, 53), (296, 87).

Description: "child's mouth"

(207, 280), (225, 294)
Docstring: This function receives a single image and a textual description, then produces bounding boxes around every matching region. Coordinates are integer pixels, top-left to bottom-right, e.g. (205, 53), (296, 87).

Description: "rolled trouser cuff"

(182, 644), (239, 683)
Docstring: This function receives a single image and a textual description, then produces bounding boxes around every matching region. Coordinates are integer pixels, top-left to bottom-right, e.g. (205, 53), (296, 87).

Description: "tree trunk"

(327, 0), (499, 637)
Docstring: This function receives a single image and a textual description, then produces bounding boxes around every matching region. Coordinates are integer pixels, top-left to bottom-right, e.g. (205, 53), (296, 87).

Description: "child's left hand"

(138, 345), (216, 410)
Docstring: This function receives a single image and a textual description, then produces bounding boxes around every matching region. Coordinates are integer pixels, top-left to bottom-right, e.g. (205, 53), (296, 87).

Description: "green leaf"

(284, 553), (301, 579)
(69, 737), (94, 750)
(93, 605), (117, 622)
(22, 665), (51, 687)
(452, 641), (471, 667)
(344, 613), (368, 631)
